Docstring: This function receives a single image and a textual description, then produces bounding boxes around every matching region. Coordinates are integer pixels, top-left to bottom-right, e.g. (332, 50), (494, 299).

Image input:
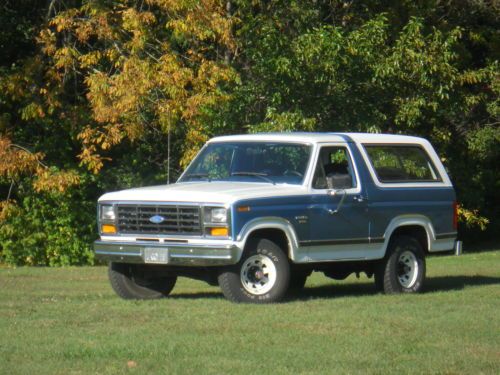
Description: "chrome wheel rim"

(240, 254), (277, 295)
(397, 250), (419, 288)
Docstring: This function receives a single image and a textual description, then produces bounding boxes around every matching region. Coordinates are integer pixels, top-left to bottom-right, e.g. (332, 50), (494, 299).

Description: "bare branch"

(8, 144), (49, 169)
(46, 0), (57, 20)
(6, 180), (15, 201)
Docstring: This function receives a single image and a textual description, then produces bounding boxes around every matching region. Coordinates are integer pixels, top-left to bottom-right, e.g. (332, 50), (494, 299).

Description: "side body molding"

(236, 215), (442, 264)
(236, 217), (301, 262)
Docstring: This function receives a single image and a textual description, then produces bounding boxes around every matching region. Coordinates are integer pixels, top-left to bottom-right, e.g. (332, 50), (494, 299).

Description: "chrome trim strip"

(99, 200), (219, 206)
(95, 250), (141, 257)
(436, 232), (458, 240)
(370, 237), (385, 244)
(299, 238), (371, 247)
(96, 240), (236, 249)
(170, 254), (233, 260)
(299, 236), (385, 247)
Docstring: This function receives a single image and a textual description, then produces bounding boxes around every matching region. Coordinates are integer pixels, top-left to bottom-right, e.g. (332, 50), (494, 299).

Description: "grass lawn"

(0, 251), (499, 375)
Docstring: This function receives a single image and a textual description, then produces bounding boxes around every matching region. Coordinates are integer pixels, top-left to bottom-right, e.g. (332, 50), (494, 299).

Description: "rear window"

(363, 145), (441, 183)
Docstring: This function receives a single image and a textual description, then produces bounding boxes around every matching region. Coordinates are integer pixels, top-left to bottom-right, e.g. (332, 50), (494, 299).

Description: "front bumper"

(94, 240), (242, 266)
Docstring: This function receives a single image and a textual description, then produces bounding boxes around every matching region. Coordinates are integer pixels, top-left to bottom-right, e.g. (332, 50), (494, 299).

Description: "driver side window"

(312, 146), (356, 189)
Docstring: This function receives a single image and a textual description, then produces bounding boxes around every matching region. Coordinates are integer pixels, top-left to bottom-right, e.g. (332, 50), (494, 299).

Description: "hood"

(98, 181), (307, 204)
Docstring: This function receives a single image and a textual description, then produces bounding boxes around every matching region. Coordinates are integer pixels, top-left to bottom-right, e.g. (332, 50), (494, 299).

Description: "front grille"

(116, 204), (201, 235)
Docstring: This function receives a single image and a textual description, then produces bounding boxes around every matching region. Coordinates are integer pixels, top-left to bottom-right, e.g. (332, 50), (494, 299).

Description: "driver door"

(305, 144), (370, 261)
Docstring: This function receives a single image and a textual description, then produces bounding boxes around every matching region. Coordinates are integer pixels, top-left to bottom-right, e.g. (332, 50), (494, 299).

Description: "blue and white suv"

(94, 133), (460, 303)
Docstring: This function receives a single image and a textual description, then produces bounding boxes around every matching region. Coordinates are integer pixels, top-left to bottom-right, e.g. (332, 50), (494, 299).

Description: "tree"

(223, 1), (498, 232)
(0, 1), (498, 265)
(1, 0), (238, 265)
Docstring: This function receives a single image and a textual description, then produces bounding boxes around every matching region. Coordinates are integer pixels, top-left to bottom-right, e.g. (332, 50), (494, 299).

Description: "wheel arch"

(382, 215), (435, 257)
(235, 217), (299, 261)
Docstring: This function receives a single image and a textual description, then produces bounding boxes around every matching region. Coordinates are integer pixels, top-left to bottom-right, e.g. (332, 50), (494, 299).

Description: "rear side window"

(363, 145), (441, 183)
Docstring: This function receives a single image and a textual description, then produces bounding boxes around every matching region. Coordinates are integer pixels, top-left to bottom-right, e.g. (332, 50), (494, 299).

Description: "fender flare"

(382, 215), (436, 256)
(235, 217), (300, 261)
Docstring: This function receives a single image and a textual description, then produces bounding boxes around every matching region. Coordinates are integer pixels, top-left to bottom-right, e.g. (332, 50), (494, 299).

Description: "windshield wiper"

(231, 172), (275, 184)
(183, 173), (211, 181)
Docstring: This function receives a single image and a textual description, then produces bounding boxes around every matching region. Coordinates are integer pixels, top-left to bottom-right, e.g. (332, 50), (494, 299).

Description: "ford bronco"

(94, 133), (461, 303)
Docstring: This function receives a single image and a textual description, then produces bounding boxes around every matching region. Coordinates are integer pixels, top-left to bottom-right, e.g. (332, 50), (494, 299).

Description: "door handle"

(353, 195), (366, 203)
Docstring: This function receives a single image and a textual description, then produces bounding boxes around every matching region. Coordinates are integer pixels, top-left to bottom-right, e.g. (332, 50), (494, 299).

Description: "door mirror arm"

(327, 189), (346, 215)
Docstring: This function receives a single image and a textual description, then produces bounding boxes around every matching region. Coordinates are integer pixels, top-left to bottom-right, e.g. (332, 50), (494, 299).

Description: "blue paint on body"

(229, 139), (456, 248)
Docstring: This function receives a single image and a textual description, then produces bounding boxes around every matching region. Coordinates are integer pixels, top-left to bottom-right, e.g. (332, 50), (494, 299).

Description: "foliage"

(458, 205), (489, 231)
(41, 0), (238, 171)
(0, 188), (95, 266)
(0, 0), (237, 265)
(0, 1), (498, 265)
(226, 2), (498, 231)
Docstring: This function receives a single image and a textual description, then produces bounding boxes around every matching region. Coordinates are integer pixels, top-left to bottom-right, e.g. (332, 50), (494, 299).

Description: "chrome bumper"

(94, 240), (242, 266)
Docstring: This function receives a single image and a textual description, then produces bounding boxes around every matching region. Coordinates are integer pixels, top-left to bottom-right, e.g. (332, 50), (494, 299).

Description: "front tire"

(375, 235), (426, 294)
(218, 238), (290, 303)
(108, 262), (177, 299)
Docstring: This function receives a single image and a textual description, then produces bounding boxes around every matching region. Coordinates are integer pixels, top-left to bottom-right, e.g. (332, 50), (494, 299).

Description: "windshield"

(179, 142), (312, 185)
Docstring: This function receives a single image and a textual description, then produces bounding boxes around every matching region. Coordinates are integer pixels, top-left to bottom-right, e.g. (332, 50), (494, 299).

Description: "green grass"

(1, 251), (499, 375)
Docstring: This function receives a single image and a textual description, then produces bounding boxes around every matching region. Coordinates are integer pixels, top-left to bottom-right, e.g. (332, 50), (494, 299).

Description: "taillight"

(453, 201), (458, 230)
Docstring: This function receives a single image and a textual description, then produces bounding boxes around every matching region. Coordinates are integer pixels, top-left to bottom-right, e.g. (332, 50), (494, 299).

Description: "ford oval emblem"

(149, 215), (165, 224)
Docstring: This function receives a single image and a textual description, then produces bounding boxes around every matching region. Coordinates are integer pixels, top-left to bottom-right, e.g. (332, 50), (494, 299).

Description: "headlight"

(100, 205), (115, 221)
(206, 207), (227, 223)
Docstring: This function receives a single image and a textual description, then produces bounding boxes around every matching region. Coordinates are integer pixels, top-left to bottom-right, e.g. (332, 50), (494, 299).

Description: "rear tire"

(218, 238), (290, 303)
(108, 262), (177, 299)
(375, 235), (426, 294)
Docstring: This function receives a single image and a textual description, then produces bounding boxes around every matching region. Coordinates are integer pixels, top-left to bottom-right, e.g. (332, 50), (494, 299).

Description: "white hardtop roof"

(209, 132), (427, 144)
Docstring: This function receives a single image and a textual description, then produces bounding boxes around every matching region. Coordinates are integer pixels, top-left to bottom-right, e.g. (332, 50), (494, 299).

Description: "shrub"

(0, 190), (95, 266)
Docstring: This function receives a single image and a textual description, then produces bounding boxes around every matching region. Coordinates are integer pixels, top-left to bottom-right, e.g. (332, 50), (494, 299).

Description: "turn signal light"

(210, 227), (229, 237)
(101, 224), (117, 234)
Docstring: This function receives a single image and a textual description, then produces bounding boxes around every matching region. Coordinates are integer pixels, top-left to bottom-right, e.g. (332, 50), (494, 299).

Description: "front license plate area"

(144, 247), (169, 264)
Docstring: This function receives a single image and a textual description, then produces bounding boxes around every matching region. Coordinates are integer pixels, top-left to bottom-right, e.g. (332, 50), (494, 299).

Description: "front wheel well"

(388, 225), (429, 253)
(245, 228), (290, 257)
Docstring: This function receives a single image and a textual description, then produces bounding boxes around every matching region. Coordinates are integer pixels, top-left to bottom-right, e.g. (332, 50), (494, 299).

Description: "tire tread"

(218, 238), (290, 303)
(108, 262), (176, 299)
(374, 235), (426, 294)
